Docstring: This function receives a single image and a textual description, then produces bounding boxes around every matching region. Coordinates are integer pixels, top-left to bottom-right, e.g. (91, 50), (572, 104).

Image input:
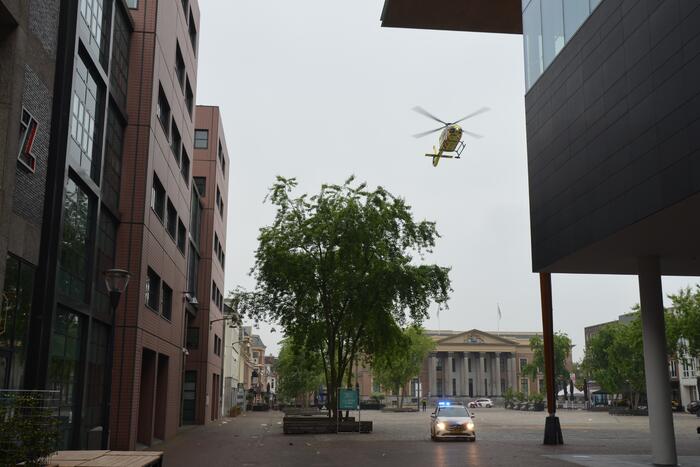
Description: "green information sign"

(338, 389), (359, 410)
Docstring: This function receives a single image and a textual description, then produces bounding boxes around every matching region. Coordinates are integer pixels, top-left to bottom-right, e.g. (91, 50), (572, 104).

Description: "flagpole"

(497, 303), (501, 336)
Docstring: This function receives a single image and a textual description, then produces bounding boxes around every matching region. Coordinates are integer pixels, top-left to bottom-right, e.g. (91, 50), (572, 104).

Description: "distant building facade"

(357, 329), (570, 402)
(585, 315), (700, 408)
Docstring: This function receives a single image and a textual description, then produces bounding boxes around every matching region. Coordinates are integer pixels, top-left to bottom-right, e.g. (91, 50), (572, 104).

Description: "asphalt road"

(157, 408), (700, 467)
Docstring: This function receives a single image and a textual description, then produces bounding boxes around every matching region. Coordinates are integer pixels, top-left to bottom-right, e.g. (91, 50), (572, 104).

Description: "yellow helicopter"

(413, 106), (490, 167)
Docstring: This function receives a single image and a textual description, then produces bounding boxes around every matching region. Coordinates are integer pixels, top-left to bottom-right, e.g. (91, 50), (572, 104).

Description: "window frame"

(194, 129), (208, 149)
(151, 174), (166, 222)
(145, 267), (161, 311)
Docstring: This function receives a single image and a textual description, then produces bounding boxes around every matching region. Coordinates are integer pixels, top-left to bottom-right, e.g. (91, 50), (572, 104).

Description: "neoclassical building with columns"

(356, 328), (553, 401)
(419, 329), (545, 399)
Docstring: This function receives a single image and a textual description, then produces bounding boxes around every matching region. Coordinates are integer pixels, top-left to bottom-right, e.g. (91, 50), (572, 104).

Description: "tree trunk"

(399, 386), (404, 408)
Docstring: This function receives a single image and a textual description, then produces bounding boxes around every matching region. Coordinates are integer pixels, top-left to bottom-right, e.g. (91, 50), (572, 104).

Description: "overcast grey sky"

(196, 0), (698, 362)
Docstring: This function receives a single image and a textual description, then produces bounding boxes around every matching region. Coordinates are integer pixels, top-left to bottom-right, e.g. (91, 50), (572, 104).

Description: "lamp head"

(103, 269), (131, 294)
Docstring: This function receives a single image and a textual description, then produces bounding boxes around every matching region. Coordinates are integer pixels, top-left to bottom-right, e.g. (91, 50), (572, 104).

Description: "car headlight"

(466, 421), (475, 431)
(436, 422), (445, 430)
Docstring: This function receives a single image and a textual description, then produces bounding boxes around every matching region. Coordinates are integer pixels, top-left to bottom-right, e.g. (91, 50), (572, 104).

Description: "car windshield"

(438, 406), (469, 417)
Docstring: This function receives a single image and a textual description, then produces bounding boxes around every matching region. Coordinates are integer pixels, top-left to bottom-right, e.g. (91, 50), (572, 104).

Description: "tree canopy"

(522, 332), (572, 393)
(371, 326), (435, 407)
(581, 316), (646, 408)
(275, 337), (324, 406)
(667, 286), (700, 356)
(237, 176), (451, 418)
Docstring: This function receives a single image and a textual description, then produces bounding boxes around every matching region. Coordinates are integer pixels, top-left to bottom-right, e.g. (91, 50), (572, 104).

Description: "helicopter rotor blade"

(412, 106), (448, 126)
(452, 106), (491, 125)
(462, 129), (484, 139)
(413, 126), (447, 138)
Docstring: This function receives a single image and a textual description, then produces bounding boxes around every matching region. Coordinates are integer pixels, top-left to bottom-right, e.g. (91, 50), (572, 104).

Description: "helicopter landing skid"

(454, 141), (466, 157)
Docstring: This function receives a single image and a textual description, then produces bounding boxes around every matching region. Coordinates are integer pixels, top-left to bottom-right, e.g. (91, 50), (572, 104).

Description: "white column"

(494, 352), (502, 396)
(508, 355), (516, 390)
(462, 352), (469, 396)
(472, 352), (480, 396)
(479, 354), (486, 396)
(442, 354), (449, 397)
(429, 354), (437, 397)
(638, 256), (677, 466)
(452, 352), (461, 396)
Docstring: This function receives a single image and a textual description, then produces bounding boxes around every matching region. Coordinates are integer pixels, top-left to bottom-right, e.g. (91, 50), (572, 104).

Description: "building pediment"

(435, 329), (520, 346)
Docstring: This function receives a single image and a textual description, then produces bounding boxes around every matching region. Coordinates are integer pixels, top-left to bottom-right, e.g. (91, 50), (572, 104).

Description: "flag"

(497, 303), (502, 320)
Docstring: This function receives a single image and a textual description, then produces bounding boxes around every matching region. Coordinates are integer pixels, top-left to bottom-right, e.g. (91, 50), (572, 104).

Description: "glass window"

(151, 174), (165, 221)
(103, 106), (124, 212)
(541, 0), (565, 69)
(58, 178), (94, 302)
(171, 120), (181, 163)
(188, 10), (197, 55)
(520, 358), (528, 370)
(157, 85), (170, 137)
(166, 199), (177, 238)
(82, 320), (108, 447)
(563, 0), (589, 41)
(0, 255), (35, 389)
(145, 267), (160, 310)
(175, 42), (186, 89)
(69, 56), (104, 182)
(190, 187), (202, 246)
(468, 358), (471, 372)
(181, 148), (190, 184)
(162, 282), (172, 320)
(194, 176), (206, 195)
(523, 0), (543, 89)
(186, 327), (199, 349)
(177, 219), (186, 253)
(126, 0), (137, 7)
(181, 0), (188, 12)
(194, 129), (208, 148)
(94, 210), (117, 322)
(47, 309), (84, 448)
(521, 378), (529, 396)
(110, 3), (131, 111)
(79, 0), (112, 67)
(187, 243), (199, 300)
(218, 142), (226, 177)
(185, 79), (194, 117)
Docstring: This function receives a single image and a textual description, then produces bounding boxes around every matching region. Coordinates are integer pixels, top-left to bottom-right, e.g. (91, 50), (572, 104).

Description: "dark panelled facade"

(525, 0), (700, 272)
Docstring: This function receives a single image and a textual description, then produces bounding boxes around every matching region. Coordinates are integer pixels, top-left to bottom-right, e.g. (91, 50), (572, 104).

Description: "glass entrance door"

(182, 370), (196, 424)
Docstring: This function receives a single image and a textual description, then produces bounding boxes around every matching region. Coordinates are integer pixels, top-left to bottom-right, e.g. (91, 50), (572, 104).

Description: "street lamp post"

(101, 268), (131, 449)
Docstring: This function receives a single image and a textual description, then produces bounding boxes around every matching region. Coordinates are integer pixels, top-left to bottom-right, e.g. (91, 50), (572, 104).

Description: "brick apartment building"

(0, 0), (230, 452)
(182, 105), (229, 425)
(108, 0), (203, 450)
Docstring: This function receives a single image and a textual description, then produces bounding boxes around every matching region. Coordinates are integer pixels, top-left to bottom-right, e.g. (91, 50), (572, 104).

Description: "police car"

(430, 401), (476, 441)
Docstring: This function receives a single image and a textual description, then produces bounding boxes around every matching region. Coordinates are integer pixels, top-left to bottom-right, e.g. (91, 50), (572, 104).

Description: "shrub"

(0, 391), (60, 466)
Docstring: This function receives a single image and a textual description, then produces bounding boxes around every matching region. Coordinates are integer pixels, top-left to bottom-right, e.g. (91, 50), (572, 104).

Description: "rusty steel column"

(540, 272), (563, 445)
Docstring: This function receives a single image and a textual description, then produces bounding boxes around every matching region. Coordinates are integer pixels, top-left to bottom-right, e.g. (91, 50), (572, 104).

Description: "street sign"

(338, 388), (359, 410)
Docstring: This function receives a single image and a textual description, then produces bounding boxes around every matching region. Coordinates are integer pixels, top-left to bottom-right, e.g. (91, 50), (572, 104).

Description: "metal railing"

(0, 389), (61, 466)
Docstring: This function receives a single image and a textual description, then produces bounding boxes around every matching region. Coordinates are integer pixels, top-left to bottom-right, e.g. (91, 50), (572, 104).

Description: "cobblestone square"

(158, 408), (700, 466)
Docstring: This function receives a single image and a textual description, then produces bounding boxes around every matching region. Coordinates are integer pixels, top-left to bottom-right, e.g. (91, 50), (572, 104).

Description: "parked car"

(468, 398), (493, 408)
(430, 402), (476, 442)
(687, 400), (699, 414)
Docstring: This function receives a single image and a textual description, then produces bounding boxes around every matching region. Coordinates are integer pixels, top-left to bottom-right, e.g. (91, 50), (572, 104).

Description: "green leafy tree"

(667, 286), (700, 356)
(521, 332), (572, 394)
(275, 337), (324, 406)
(237, 176), (451, 418)
(371, 326), (435, 408)
(582, 319), (647, 408)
